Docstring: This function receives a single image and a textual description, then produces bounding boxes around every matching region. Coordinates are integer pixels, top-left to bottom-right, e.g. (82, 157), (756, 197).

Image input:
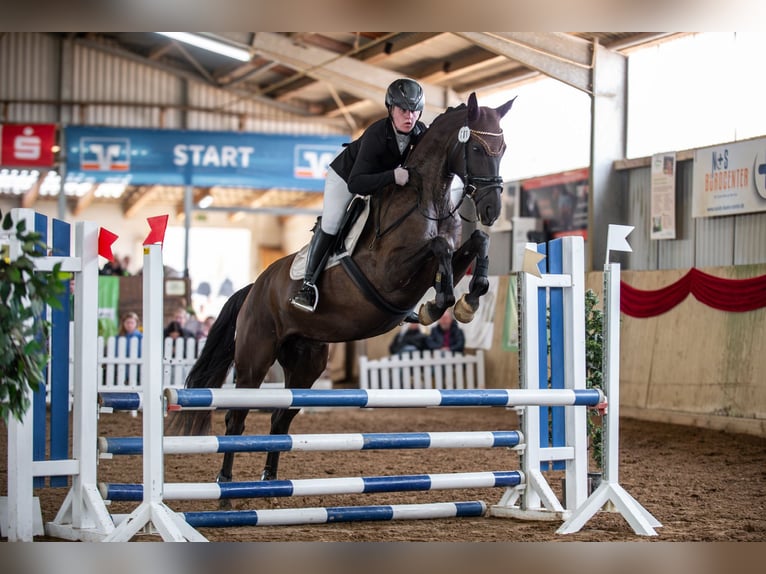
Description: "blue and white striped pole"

(101, 470), (523, 501)
(164, 387), (604, 410)
(183, 501), (488, 527)
(98, 430), (523, 456)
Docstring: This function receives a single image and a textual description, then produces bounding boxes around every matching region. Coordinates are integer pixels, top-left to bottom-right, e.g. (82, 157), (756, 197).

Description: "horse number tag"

(458, 126), (470, 143)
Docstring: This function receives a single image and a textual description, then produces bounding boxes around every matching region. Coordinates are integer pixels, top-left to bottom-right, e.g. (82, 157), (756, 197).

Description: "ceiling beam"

(123, 185), (155, 218)
(251, 32), (461, 115)
(454, 32), (594, 95)
(71, 184), (97, 216)
(20, 173), (43, 208)
(70, 36), (333, 120)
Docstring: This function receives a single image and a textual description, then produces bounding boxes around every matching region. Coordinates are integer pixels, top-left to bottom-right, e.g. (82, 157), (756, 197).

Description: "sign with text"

(692, 137), (766, 218)
(650, 152), (676, 239)
(0, 123), (57, 167)
(64, 126), (348, 190)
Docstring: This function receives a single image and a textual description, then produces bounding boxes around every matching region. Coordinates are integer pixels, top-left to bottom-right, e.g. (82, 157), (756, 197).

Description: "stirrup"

(290, 282), (319, 312)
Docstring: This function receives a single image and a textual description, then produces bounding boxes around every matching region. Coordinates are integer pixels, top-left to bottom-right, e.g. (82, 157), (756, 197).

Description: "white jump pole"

(103, 243), (206, 542)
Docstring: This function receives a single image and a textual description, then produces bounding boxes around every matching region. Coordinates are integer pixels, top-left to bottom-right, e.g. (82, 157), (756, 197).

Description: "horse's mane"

(430, 103), (467, 126)
(406, 103), (468, 167)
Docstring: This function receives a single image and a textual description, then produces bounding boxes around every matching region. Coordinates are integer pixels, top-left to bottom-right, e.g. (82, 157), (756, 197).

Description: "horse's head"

(455, 92), (515, 226)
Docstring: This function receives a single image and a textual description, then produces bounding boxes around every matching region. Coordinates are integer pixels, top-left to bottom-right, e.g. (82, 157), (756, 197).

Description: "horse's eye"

(471, 145), (481, 153)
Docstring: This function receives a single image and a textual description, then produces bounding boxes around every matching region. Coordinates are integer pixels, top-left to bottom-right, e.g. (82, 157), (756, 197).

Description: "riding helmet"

(385, 78), (425, 112)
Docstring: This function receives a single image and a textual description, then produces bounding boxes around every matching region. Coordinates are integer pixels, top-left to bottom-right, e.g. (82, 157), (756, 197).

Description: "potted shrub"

(584, 289), (605, 488)
(0, 208), (65, 422)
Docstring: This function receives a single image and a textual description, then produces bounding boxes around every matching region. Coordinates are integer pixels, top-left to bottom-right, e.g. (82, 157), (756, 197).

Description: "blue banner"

(64, 126), (348, 190)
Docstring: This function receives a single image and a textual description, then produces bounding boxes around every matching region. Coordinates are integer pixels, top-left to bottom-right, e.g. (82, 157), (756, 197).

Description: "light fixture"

(156, 32), (252, 62)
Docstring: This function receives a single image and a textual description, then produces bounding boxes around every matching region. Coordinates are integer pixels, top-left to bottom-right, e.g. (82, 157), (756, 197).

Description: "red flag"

(98, 228), (118, 261)
(144, 214), (169, 246)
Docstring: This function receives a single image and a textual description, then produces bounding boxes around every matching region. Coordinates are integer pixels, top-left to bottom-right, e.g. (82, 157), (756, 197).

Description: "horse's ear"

(495, 96), (517, 119)
(467, 92), (480, 123)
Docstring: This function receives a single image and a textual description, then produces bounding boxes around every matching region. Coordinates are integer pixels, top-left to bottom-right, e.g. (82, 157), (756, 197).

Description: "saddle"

(289, 196), (369, 280)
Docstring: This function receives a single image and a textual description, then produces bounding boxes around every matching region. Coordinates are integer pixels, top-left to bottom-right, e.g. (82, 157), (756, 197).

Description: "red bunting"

(143, 214), (169, 246)
(621, 267), (766, 317)
(97, 228), (118, 261)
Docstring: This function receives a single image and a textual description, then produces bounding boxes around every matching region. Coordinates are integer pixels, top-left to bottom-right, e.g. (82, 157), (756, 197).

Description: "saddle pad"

(289, 197), (371, 280)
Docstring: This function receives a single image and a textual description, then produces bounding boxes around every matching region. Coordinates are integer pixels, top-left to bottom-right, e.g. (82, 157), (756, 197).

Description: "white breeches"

(320, 166), (353, 235)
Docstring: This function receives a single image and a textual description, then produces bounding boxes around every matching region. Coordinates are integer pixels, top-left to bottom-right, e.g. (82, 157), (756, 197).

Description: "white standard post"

(490, 244), (566, 521)
(103, 243), (206, 542)
(561, 236), (588, 511)
(4, 209), (38, 541)
(557, 262), (662, 535)
(46, 220), (116, 541)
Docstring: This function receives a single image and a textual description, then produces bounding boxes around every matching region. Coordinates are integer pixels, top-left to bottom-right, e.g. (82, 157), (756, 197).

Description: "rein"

(369, 111), (505, 246)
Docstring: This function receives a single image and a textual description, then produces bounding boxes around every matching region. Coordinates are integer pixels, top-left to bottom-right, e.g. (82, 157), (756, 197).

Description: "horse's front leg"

(451, 229), (491, 323)
(417, 236), (456, 325)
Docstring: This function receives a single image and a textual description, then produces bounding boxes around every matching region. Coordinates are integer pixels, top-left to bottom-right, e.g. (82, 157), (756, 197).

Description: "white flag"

(606, 224), (634, 264)
(522, 248), (545, 278)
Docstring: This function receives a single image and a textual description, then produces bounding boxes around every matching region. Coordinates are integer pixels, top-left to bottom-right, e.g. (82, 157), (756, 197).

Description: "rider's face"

(391, 106), (421, 133)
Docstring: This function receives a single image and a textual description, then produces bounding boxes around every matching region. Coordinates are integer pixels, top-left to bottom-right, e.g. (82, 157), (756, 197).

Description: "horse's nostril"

(483, 205), (499, 226)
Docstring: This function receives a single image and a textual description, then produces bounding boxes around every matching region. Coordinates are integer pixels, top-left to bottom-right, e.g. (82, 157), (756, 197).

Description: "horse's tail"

(165, 283), (253, 436)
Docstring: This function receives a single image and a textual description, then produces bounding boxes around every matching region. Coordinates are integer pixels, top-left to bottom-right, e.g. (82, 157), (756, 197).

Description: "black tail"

(165, 283), (253, 436)
(186, 282), (253, 389)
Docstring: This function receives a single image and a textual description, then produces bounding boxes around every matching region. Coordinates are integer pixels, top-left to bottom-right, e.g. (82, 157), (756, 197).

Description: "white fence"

(95, 336), (213, 392)
(358, 350), (485, 390)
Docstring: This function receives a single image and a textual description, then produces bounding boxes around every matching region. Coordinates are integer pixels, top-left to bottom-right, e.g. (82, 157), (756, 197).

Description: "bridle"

(416, 120), (505, 223)
(370, 111), (506, 246)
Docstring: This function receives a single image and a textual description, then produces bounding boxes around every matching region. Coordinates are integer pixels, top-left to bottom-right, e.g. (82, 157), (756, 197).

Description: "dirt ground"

(2, 405), (765, 542)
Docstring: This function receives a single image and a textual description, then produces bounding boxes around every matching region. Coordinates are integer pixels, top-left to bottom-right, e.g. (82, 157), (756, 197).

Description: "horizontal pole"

(32, 459), (79, 477)
(98, 430), (523, 455)
(101, 470), (523, 501)
(164, 388), (605, 410)
(99, 392), (142, 411)
(115, 501), (488, 528)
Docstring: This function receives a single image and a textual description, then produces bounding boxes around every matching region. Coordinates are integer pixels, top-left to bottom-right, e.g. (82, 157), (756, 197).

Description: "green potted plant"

(0, 208), (65, 423)
(584, 289), (605, 486)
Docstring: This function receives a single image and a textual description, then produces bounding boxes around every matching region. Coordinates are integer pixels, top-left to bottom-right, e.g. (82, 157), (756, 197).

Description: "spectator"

(164, 320), (193, 340)
(196, 315), (216, 340)
(424, 311), (465, 353)
(169, 306), (196, 339)
(119, 311), (143, 340)
(120, 255), (132, 276)
(118, 311), (142, 382)
(389, 323), (427, 355)
(100, 255), (129, 276)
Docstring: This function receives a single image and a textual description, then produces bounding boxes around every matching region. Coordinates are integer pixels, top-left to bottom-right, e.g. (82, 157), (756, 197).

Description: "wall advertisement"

(692, 137), (766, 218)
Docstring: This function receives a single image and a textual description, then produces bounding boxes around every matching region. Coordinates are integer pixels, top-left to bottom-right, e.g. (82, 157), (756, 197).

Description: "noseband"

(459, 127), (505, 206)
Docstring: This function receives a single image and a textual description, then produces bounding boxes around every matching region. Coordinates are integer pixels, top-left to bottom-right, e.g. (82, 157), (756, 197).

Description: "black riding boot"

(289, 227), (337, 312)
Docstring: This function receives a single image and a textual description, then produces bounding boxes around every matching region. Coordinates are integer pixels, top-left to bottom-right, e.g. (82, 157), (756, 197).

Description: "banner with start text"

(64, 126), (348, 190)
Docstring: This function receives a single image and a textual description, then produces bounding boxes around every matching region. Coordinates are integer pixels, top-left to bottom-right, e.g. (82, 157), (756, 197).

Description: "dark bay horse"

(167, 92), (515, 486)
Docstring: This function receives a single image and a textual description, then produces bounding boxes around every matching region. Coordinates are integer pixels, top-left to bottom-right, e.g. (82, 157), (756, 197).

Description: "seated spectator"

(424, 310), (465, 353)
(164, 320), (193, 340)
(100, 254), (129, 276)
(119, 311), (143, 342)
(117, 311), (142, 383)
(389, 323), (427, 355)
(196, 315), (216, 340)
(169, 306), (196, 339)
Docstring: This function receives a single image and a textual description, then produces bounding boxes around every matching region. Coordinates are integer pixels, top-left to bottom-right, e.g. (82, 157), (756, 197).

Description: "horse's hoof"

(454, 296), (476, 323)
(218, 498), (233, 510)
(418, 303), (439, 326)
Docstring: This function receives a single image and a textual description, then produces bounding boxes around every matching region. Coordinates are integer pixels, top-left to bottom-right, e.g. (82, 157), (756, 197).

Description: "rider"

(289, 78), (428, 313)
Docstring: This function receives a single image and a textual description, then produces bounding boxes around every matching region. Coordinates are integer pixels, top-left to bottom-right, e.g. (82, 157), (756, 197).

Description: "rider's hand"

(394, 167), (409, 186)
